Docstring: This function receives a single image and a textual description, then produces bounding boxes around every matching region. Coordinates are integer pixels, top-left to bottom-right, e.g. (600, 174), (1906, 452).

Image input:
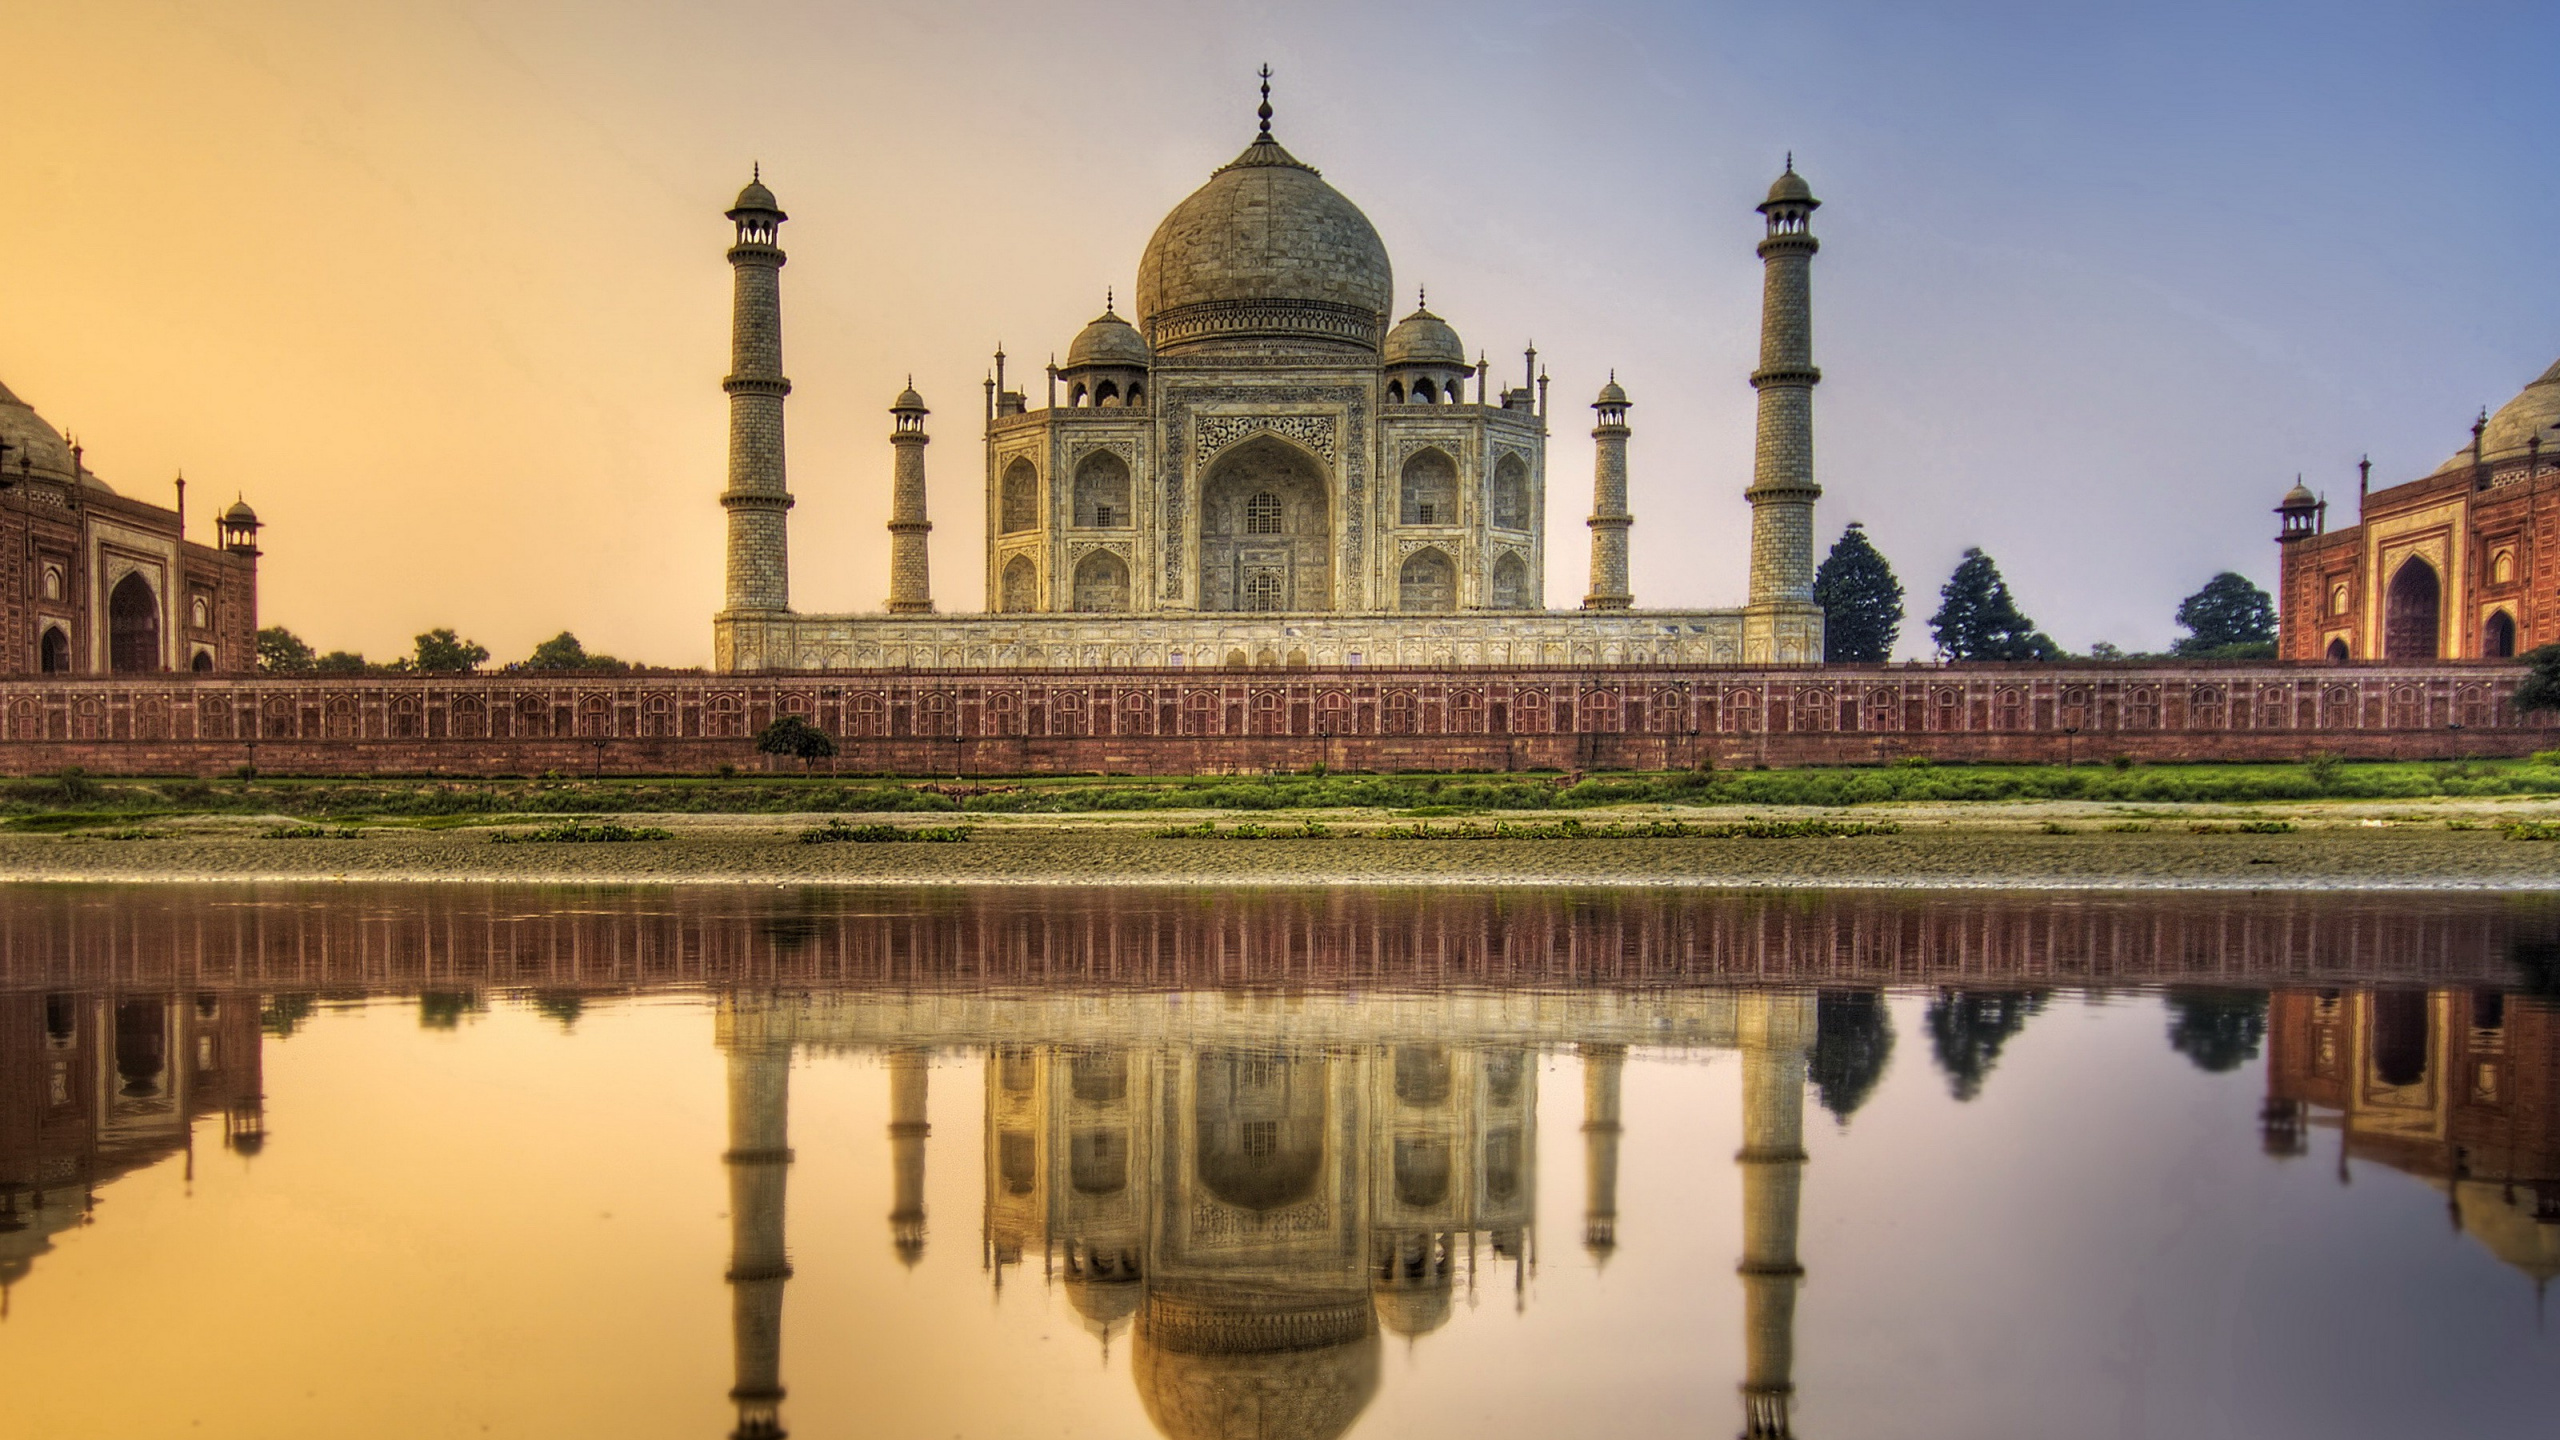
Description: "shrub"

(488, 821), (672, 844)
(799, 819), (971, 844)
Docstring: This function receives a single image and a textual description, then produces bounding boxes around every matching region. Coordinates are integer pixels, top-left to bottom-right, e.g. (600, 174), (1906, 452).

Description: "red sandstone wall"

(0, 663), (2546, 777)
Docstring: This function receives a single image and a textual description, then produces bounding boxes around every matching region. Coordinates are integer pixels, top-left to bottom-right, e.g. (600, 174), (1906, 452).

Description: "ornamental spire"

(1256, 64), (1273, 138)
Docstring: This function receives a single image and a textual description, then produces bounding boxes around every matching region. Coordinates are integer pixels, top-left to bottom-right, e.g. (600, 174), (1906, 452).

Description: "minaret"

(886, 385), (934, 614)
(886, 1046), (931, 1265)
(1584, 376), (1633, 610)
(1743, 159), (1825, 662)
(721, 169), (794, 615)
(721, 1010), (794, 1440)
(1735, 992), (1813, 1440)
(1580, 1043), (1626, 1260)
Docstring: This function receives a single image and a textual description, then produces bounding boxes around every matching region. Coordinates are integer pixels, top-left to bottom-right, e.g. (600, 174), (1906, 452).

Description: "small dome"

(1066, 307), (1151, 369)
(1371, 1284), (1453, 1339)
(1760, 163), (1817, 211)
(891, 382), (927, 414)
(1595, 374), (1629, 407)
(223, 497), (259, 525)
(728, 172), (785, 220)
(2277, 480), (2317, 510)
(1382, 306), (1464, 368)
(2432, 355), (2560, 475)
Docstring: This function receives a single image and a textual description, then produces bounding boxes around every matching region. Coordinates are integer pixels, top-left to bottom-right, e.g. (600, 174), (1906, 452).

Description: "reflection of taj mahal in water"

(716, 990), (1814, 1440)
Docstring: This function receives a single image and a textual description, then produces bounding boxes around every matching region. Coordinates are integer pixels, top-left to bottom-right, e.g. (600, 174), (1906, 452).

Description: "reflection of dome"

(2443, 1178), (2560, 1285)
(1371, 1283), (1452, 1338)
(1135, 135), (1392, 355)
(1067, 308), (1151, 369)
(2434, 357), (2560, 473)
(1382, 306), (1464, 368)
(1133, 1291), (1381, 1440)
(1066, 1273), (1143, 1338)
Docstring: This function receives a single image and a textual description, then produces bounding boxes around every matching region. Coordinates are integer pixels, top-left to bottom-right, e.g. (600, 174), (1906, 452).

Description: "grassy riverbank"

(8, 754), (2560, 829)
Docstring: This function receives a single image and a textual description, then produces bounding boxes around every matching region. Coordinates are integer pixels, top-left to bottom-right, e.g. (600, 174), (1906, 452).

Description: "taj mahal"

(712, 74), (1826, 672)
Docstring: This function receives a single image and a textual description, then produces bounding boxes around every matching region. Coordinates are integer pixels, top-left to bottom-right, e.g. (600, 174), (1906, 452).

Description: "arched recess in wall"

(1071, 551), (1130, 612)
(1073, 451), (1130, 528)
(1399, 547), (1456, 613)
(1193, 1050), (1328, 1212)
(1400, 448), (1457, 526)
(2326, 638), (2350, 663)
(1490, 552), (1530, 609)
(1000, 459), (1040, 533)
(1491, 453), (1529, 530)
(2383, 557), (2440, 660)
(2482, 609), (2518, 659)
(38, 626), (69, 673)
(999, 555), (1038, 613)
(109, 573), (160, 674)
(1199, 435), (1330, 612)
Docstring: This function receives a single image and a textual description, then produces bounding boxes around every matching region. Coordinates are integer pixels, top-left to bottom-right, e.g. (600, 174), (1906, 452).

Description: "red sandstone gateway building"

(0, 380), (262, 676)
(2278, 359), (2560, 662)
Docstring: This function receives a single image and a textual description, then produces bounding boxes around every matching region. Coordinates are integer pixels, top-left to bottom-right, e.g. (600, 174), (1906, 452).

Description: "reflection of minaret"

(1580, 1044), (1625, 1261)
(887, 1046), (930, 1266)
(1736, 993), (1812, 1440)
(723, 1028), (793, 1440)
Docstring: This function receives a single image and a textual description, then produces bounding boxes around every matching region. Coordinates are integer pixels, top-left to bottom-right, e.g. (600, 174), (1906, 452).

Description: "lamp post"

(2063, 725), (2080, 768)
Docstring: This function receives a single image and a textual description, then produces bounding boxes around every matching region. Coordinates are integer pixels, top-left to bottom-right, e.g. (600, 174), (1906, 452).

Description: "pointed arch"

(1071, 550), (1130, 612)
(1000, 459), (1040, 533)
(1400, 448), (1458, 526)
(2483, 609), (2517, 659)
(999, 555), (1038, 613)
(1491, 551), (1530, 609)
(1491, 452), (1530, 530)
(2383, 556), (2440, 659)
(109, 573), (160, 673)
(1399, 547), (1456, 612)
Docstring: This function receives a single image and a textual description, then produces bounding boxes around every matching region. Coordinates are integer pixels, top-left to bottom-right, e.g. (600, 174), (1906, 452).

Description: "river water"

(2, 885), (2555, 1439)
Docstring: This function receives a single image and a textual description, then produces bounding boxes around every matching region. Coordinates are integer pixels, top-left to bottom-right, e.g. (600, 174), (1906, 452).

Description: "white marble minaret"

(1742, 160), (1825, 663)
(721, 169), (794, 618)
(886, 386), (934, 614)
(1584, 378), (1633, 610)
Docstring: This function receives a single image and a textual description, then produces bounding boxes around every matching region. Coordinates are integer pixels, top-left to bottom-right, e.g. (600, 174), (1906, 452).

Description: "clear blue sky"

(2, 0), (2552, 660)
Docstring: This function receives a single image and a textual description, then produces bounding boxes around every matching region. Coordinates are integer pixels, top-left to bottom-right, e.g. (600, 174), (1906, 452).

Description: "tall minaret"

(1743, 160), (1824, 662)
(1579, 1043), (1626, 1260)
(1735, 992), (1813, 1440)
(721, 169), (794, 616)
(886, 1046), (931, 1265)
(886, 385), (934, 614)
(1584, 376), (1633, 610)
(721, 1008), (794, 1440)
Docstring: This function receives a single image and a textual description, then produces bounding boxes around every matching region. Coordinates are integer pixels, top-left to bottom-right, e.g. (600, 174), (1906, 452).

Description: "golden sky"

(4, 1), (2552, 664)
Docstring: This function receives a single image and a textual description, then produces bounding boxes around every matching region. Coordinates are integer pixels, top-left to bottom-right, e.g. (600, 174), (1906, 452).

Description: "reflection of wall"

(4, 888), (2540, 997)
(2264, 988), (2560, 1286)
(0, 992), (266, 1298)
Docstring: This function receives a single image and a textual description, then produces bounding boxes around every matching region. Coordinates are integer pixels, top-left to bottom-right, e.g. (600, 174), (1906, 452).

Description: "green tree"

(523, 631), (627, 673)
(756, 714), (838, 773)
(255, 626), (314, 673)
(2513, 643), (2560, 713)
(2173, 572), (2278, 656)
(1925, 988), (2047, 1100)
(2163, 989), (2269, 1074)
(1929, 548), (2060, 660)
(1812, 522), (1903, 663)
(1809, 989), (1894, 1123)
(313, 649), (370, 674)
(412, 628), (489, 673)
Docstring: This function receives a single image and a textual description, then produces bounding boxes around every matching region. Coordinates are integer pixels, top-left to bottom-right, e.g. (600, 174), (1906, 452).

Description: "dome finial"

(1784, 151), (1793, 174)
(1105, 286), (1114, 313)
(1256, 63), (1273, 138)
(753, 161), (760, 182)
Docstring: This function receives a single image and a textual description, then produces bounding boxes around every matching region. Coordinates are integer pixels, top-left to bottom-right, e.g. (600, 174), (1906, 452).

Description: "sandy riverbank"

(3, 799), (2558, 890)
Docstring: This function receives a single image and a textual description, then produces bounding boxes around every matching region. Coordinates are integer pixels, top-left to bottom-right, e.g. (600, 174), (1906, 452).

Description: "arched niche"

(1074, 451), (1130, 528)
(1193, 1049), (1327, 1212)
(999, 555), (1039, 613)
(39, 626), (69, 674)
(1072, 550), (1130, 612)
(1398, 547), (1456, 613)
(2383, 556), (2440, 659)
(1200, 435), (1331, 612)
(1000, 459), (1040, 533)
(2483, 609), (2517, 659)
(1400, 448), (1457, 526)
(1491, 453), (1530, 530)
(109, 572), (160, 674)
(1490, 552), (1530, 609)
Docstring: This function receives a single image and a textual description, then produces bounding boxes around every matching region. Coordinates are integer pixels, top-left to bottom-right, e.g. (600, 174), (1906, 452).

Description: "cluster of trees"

(1805, 986), (2268, 1125)
(1812, 524), (2278, 662)
(254, 627), (639, 675)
